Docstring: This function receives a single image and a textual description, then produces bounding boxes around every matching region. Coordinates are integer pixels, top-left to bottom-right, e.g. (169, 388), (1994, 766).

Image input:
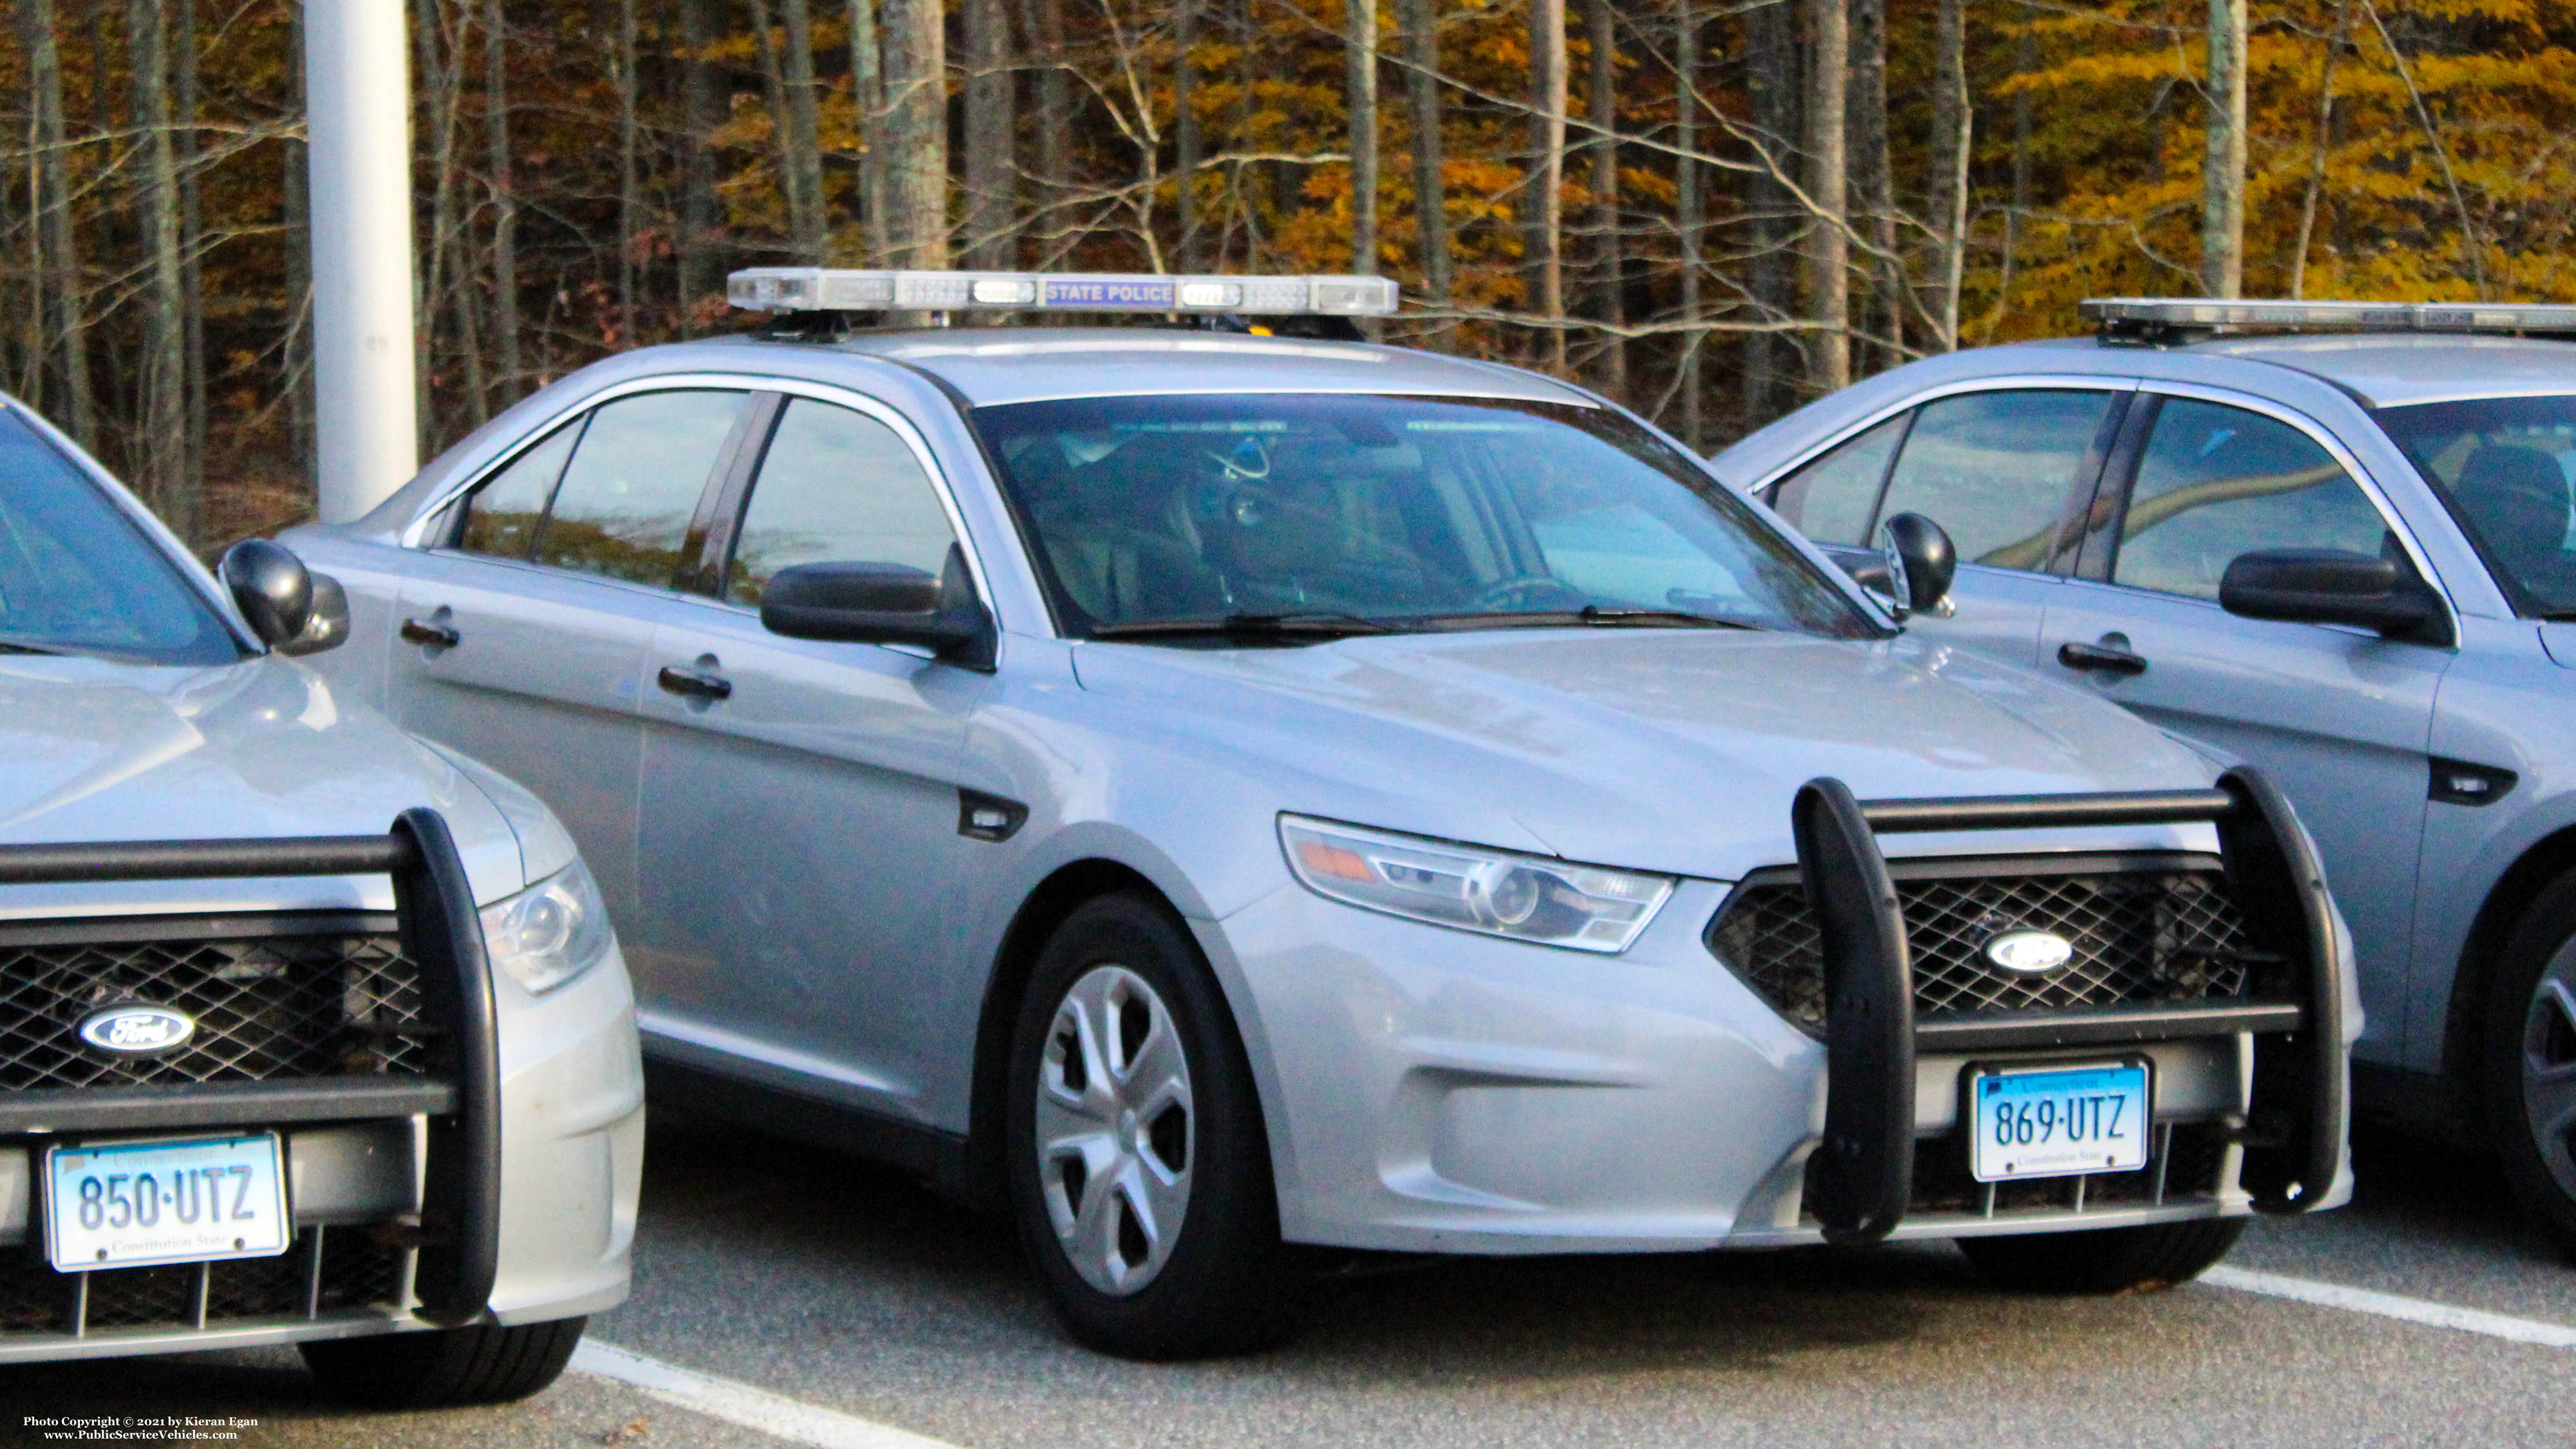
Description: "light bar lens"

(2083, 297), (2576, 334)
(1278, 814), (1674, 953)
(728, 268), (1399, 318)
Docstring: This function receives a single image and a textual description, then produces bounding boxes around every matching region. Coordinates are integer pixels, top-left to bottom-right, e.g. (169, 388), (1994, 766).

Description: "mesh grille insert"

(1708, 865), (2256, 1031)
(0, 930), (429, 1090)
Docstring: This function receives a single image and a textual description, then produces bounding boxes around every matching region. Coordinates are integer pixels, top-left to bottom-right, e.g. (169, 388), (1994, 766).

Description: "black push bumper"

(0, 809), (500, 1327)
(1792, 769), (2347, 1244)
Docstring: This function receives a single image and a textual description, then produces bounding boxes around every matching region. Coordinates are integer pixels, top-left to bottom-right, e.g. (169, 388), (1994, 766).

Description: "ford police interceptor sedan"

(282, 269), (2357, 1359)
(0, 396), (640, 1402)
(1724, 298), (2576, 1257)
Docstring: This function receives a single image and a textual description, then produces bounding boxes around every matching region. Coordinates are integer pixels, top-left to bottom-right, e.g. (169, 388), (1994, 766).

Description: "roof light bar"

(2083, 297), (2576, 336)
(727, 268), (1400, 318)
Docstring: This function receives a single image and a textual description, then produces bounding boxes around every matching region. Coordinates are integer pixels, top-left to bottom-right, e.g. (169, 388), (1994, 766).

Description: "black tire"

(2485, 873), (2576, 1258)
(1004, 891), (1302, 1359)
(1958, 1218), (2245, 1294)
(299, 1316), (586, 1408)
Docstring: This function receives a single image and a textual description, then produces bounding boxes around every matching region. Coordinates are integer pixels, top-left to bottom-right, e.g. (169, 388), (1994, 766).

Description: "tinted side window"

(728, 399), (957, 606)
(1875, 390), (2114, 571)
(455, 422), (580, 559)
(1768, 414), (1904, 545)
(2111, 398), (2389, 602)
(535, 390), (746, 585)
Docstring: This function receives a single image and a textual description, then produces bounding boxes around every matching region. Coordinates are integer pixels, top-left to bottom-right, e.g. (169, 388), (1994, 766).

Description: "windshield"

(0, 407), (242, 663)
(2377, 394), (2576, 617)
(971, 393), (1874, 641)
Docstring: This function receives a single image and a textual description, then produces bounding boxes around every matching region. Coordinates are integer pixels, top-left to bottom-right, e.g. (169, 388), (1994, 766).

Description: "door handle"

(2057, 640), (2148, 676)
(400, 617), (460, 649)
(656, 664), (733, 702)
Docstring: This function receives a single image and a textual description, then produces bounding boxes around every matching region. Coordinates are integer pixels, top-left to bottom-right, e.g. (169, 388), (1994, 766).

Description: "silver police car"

(1723, 297), (2576, 1259)
(286, 271), (2357, 1358)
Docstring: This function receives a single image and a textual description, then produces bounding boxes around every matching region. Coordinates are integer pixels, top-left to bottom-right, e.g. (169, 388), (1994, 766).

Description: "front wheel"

(299, 1316), (585, 1407)
(1958, 1218), (2245, 1294)
(1004, 893), (1301, 1359)
(2486, 875), (2576, 1258)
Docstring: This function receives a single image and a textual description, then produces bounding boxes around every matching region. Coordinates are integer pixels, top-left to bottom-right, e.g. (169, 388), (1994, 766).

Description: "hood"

(1071, 628), (2224, 880)
(0, 654), (529, 917)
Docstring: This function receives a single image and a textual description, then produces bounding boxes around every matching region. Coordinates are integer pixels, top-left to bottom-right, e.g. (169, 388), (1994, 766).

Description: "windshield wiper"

(1088, 611), (1403, 642)
(0, 639), (62, 655)
(1420, 605), (1752, 631)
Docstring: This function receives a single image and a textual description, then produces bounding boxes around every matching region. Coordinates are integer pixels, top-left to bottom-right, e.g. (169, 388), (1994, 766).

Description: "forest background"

(0, 0), (2563, 545)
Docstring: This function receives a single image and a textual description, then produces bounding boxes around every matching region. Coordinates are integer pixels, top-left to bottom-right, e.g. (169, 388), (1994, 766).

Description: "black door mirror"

(218, 538), (315, 649)
(2218, 548), (2442, 639)
(760, 550), (996, 669)
(277, 571), (351, 656)
(1846, 511), (1956, 619)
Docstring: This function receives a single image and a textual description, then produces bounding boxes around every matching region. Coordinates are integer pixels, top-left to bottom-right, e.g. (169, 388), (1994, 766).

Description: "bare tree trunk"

(1849, 0), (1900, 368)
(1400, 0), (1448, 322)
(1345, 0), (1379, 278)
(847, 0), (886, 263)
(779, 0), (829, 261)
(175, 0), (203, 498)
(1927, 0), (1966, 349)
(16, 0), (92, 444)
(1020, 0), (1067, 253)
(2290, 2), (2353, 299)
(882, 0), (948, 268)
(490, 0), (526, 374)
(1175, 0), (1202, 266)
(2201, 0), (2245, 297)
(1996, 3), (2034, 334)
(617, 0), (647, 328)
(1674, 0), (1700, 446)
(746, 0), (804, 250)
(963, 0), (1017, 266)
(1742, 0), (1797, 431)
(1524, 0), (1567, 370)
(130, 0), (192, 534)
(1585, 0), (1620, 392)
(284, 0), (312, 485)
(1803, 0), (1848, 392)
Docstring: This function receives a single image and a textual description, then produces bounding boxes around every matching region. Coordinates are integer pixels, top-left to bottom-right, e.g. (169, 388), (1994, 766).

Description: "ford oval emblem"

(76, 1005), (197, 1056)
(1983, 929), (2074, 975)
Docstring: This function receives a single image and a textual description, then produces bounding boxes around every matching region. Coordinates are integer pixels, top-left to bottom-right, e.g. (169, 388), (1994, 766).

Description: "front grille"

(0, 924), (430, 1090)
(1708, 862), (2257, 1032)
(0, 1226), (408, 1336)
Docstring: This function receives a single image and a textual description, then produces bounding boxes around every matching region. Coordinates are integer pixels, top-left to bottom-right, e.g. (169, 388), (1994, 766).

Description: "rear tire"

(1004, 892), (1302, 1359)
(299, 1316), (585, 1408)
(2485, 873), (2576, 1258)
(1958, 1218), (2245, 1294)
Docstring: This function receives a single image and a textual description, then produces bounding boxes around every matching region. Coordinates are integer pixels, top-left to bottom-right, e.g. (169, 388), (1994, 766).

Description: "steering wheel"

(1468, 576), (1590, 611)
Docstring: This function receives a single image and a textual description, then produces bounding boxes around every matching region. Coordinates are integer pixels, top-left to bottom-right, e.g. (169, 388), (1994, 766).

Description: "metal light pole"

(303, 0), (419, 522)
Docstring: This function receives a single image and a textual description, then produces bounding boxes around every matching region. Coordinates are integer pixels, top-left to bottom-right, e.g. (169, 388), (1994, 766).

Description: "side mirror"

(277, 571), (351, 656)
(760, 551), (996, 669)
(1847, 511), (1956, 620)
(2219, 548), (2441, 639)
(217, 538), (314, 648)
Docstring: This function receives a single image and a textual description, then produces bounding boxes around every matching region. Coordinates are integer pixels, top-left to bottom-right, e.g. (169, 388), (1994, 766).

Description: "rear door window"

(455, 422), (580, 560)
(2109, 398), (2390, 602)
(531, 390), (749, 585)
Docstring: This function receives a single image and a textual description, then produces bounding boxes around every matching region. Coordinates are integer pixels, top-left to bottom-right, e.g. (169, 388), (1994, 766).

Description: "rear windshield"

(0, 408), (242, 664)
(970, 393), (1874, 640)
(2375, 395), (2576, 618)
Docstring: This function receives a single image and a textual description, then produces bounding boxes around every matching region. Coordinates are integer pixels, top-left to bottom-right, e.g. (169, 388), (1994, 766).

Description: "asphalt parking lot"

(6, 1116), (2571, 1449)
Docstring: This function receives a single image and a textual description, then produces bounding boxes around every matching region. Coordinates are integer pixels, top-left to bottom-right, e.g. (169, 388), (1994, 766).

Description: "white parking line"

(2201, 1265), (2576, 1348)
(570, 1340), (967, 1449)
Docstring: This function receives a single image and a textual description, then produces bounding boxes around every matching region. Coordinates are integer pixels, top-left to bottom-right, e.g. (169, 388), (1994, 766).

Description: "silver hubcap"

(1036, 965), (1193, 1296)
(2526, 943), (2576, 1203)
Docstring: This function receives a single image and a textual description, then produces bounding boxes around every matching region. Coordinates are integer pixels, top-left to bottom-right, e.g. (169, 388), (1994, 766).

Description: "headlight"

(1278, 814), (1674, 953)
(478, 858), (614, 994)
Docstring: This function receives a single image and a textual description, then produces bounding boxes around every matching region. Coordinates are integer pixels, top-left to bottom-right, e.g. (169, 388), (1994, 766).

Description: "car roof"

(2169, 333), (2576, 409)
(658, 326), (1590, 409)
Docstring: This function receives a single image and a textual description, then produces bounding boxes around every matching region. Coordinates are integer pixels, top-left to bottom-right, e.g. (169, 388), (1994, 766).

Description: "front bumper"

(0, 813), (642, 1362)
(1208, 769), (2353, 1256)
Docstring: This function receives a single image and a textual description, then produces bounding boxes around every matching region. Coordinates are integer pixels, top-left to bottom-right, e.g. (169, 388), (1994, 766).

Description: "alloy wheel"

(1035, 964), (1194, 1296)
(2525, 942), (2576, 1204)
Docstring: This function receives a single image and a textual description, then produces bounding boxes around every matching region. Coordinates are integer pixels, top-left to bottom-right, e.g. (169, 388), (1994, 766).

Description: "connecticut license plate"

(44, 1133), (291, 1271)
(1969, 1061), (2151, 1182)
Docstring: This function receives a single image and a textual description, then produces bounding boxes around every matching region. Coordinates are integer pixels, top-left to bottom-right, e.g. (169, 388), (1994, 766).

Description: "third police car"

(283, 271), (2356, 1357)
